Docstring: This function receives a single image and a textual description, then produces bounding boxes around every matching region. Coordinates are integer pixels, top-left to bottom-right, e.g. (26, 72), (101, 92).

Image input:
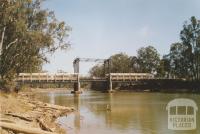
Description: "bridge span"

(17, 73), (155, 93)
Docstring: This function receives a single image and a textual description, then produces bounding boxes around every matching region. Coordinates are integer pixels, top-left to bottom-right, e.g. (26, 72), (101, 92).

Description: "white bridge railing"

(17, 73), (154, 83)
(17, 73), (78, 82)
(109, 73), (154, 81)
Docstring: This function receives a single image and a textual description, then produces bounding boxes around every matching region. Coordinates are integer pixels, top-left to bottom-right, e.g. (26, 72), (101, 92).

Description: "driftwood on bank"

(0, 118), (15, 123)
(36, 118), (53, 132)
(1, 92), (75, 134)
(5, 113), (32, 122)
(37, 103), (74, 111)
(0, 122), (57, 134)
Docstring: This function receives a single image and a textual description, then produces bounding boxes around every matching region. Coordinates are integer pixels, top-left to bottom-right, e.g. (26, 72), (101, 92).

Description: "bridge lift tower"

(72, 58), (111, 94)
(73, 58), (111, 74)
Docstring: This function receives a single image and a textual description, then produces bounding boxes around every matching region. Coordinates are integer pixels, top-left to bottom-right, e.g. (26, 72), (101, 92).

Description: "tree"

(162, 55), (171, 77)
(109, 53), (132, 73)
(168, 16), (200, 80)
(137, 46), (160, 74)
(180, 16), (200, 80)
(168, 43), (190, 79)
(89, 65), (104, 77)
(89, 53), (132, 77)
(90, 49), (161, 77)
(129, 56), (140, 73)
(0, 0), (71, 89)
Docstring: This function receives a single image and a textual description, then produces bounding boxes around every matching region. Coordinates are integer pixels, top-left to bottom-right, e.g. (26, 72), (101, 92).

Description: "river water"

(38, 90), (200, 134)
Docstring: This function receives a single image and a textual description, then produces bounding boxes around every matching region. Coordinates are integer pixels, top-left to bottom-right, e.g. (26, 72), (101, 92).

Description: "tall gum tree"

(180, 16), (200, 80)
(0, 0), (71, 89)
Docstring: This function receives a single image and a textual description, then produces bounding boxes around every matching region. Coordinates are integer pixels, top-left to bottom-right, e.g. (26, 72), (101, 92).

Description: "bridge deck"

(17, 73), (157, 83)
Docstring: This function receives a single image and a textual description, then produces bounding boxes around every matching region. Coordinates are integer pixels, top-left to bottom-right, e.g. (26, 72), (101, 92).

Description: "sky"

(42, 0), (200, 74)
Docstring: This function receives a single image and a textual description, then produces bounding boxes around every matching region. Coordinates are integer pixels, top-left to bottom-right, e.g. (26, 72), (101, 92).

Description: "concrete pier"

(107, 74), (115, 93)
(71, 74), (82, 94)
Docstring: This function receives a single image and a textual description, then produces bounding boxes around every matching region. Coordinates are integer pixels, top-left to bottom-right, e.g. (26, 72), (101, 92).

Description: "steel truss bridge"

(16, 73), (156, 93)
(16, 58), (175, 93)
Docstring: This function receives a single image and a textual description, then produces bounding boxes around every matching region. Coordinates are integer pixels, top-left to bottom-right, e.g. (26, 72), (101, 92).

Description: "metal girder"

(75, 58), (105, 62)
(73, 58), (111, 74)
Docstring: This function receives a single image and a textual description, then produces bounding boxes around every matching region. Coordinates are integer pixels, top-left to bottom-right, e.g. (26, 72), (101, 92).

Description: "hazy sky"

(43, 0), (200, 74)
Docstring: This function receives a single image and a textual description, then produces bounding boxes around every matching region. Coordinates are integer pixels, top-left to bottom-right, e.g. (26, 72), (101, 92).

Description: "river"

(38, 90), (200, 134)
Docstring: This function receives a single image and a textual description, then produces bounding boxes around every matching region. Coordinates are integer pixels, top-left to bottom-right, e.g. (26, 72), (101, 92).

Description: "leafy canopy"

(0, 0), (71, 86)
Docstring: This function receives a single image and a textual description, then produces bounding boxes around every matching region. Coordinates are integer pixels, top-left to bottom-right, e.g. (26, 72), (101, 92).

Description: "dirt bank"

(0, 91), (74, 134)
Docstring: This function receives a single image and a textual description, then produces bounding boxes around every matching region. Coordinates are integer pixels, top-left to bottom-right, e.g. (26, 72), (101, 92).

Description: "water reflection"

(49, 92), (55, 104)
(38, 91), (200, 134)
(74, 94), (81, 134)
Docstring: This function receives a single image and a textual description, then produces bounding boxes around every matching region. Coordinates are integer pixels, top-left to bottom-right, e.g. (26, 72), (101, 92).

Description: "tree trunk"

(0, 27), (6, 56)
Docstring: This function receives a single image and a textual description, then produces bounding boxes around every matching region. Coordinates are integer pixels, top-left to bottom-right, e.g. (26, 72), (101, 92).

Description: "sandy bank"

(0, 91), (74, 134)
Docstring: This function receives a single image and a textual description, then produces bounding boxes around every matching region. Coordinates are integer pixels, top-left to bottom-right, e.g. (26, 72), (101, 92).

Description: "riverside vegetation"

(0, 0), (71, 91)
(89, 17), (200, 90)
(0, 0), (199, 92)
(90, 16), (200, 81)
(0, 1), (73, 134)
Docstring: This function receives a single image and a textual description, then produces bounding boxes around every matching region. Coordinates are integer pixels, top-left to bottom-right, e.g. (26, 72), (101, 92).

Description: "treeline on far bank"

(90, 16), (200, 82)
(90, 80), (200, 93)
(89, 16), (200, 91)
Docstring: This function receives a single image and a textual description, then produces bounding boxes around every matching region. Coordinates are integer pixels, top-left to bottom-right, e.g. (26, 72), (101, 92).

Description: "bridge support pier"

(71, 74), (82, 94)
(71, 82), (82, 94)
(107, 74), (115, 93)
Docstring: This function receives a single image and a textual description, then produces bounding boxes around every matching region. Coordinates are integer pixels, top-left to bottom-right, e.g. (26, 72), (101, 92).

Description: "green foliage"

(129, 56), (140, 73)
(89, 65), (105, 77)
(89, 53), (133, 77)
(167, 16), (200, 80)
(180, 16), (200, 80)
(89, 16), (200, 82)
(110, 53), (132, 73)
(168, 43), (189, 78)
(89, 48), (161, 77)
(90, 16), (200, 81)
(137, 46), (160, 73)
(160, 55), (171, 77)
(0, 0), (71, 89)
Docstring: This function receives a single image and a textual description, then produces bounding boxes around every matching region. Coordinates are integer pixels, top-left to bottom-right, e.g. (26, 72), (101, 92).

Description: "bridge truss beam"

(73, 58), (111, 75)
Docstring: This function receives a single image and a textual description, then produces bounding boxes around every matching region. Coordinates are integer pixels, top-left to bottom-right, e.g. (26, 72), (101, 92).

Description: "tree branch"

(6, 38), (18, 50)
